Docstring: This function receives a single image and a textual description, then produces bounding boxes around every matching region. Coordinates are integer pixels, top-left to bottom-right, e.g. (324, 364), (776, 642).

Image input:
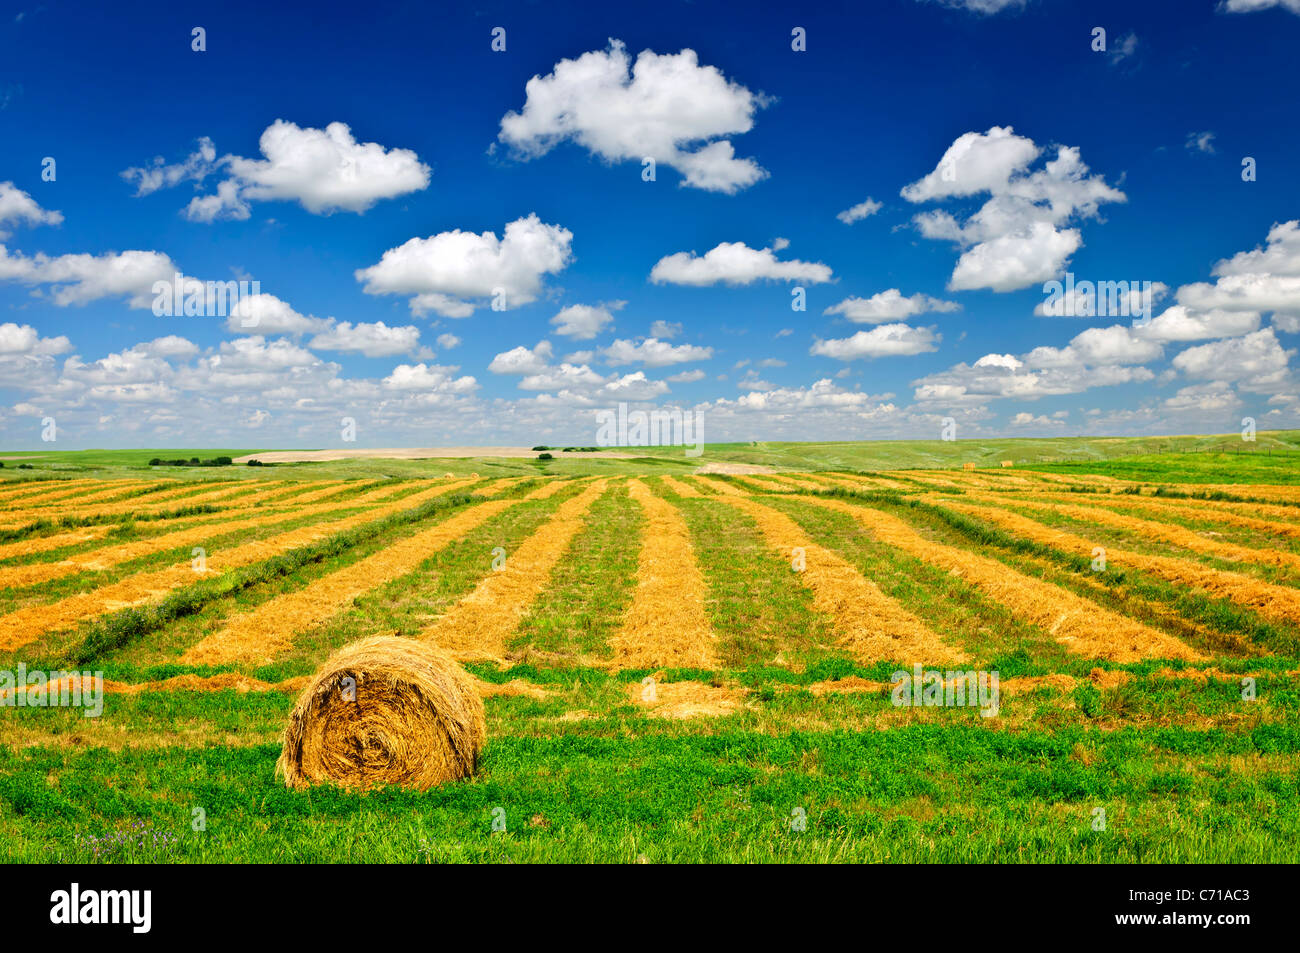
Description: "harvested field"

(800, 496), (1200, 663)
(178, 484), (548, 666)
(0, 525), (115, 561)
(0, 479), (480, 589)
(963, 487), (1300, 542)
(937, 497), (1300, 629)
(712, 493), (965, 663)
(419, 480), (610, 661)
(1011, 497), (1300, 572)
(2, 459), (1298, 865)
(0, 479), (489, 650)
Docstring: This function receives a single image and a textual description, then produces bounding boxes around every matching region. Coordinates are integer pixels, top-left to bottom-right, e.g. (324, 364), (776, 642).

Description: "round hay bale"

(443, 472), (455, 479)
(277, 636), (485, 791)
(469, 471), (480, 479)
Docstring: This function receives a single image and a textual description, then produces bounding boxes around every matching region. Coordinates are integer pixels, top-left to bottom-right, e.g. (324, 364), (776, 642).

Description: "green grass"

(2, 678), (1297, 863)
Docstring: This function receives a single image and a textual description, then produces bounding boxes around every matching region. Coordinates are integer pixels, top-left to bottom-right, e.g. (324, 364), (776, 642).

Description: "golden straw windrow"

(2, 480), (160, 510)
(791, 472), (866, 491)
(0, 483), (405, 553)
(0, 479), (285, 527)
(962, 487), (1300, 540)
(1027, 472), (1127, 487)
(938, 498), (1300, 629)
(715, 494), (965, 664)
(0, 479), (483, 589)
(1192, 483), (1300, 504)
(676, 475), (723, 495)
(54, 478), (283, 511)
(803, 496), (1200, 663)
(178, 480), (559, 666)
(419, 479), (612, 662)
(758, 473), (829, 492)
(698, 476), (748, 497)
(659, 475), (704, 498)
(0, 479), (106, 507)
(830, 473), (915, 491)
(116, 480), (278, 507)
(892, 472), (967, 491)
(246, 480), (360, 506)
(607, 480), (716, 670)
(0, 525), (117, 563)
(945, 493), (1300, 571)
(722, 475), (777, 494)
(0, 479), (493, 650)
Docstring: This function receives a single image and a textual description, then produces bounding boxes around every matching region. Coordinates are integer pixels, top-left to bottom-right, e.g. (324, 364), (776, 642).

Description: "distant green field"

(0, 449), (268, 469)
(1030, 450), (1300, 485)
(2, 430), (1297, 483)
(629, 430), (1300, 477)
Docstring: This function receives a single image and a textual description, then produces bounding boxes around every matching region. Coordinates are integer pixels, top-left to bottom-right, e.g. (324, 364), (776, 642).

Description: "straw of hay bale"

(277, 636), (485, 791)
(1001, 460), (1013, 468)
(962, 462), (977, 470)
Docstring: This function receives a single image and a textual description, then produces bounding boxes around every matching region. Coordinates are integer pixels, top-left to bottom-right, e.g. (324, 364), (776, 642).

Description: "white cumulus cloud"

(825, 289), (960, 324)
(902, 126), (1125, 292)
(124, 121), (430, 221)
(497, 40), (769, 193)
(601, 337), (713, 367)
(550, 301), (623, 339)
(650, 240), (833, 286)
(810, 324), (941, 360)
(355, 214), (573, 317)
(0, 182), (63, 238)
(836, 197), (882, 224)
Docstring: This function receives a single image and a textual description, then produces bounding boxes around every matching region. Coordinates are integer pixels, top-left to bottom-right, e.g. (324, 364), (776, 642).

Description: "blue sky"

(2, 0), (1299, 449)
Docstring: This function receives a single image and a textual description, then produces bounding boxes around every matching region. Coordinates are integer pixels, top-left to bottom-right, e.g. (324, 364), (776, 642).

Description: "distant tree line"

(148, 456), (234, 467)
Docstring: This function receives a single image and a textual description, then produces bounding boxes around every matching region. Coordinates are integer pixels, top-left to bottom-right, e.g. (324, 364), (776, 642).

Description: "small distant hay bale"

(469, 472), (480, 479)
(277, 636), (485, 791)
(1000, 460), (1014, 468)
(962, 462), (977, 470)
(443, 472), (455, 479)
